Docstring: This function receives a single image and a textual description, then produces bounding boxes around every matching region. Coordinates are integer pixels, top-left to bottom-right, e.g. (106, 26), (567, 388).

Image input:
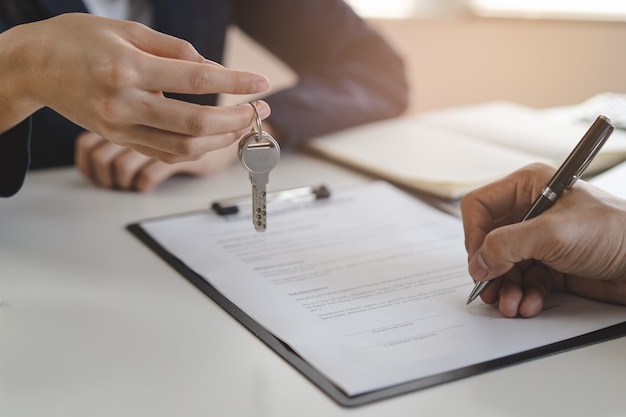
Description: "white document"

(140, 181), (626, 396)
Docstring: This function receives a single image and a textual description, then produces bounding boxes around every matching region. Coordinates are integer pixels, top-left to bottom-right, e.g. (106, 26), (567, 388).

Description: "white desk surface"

(1, 152), (625, 417)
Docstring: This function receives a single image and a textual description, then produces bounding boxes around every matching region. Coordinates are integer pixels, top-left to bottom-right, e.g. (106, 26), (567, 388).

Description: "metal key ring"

(249, 100), (263, 142)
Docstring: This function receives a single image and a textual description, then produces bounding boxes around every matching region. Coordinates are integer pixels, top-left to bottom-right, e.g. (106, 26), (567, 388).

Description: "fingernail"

(256, 101), (271, 119)
(470, 252), (489, 281)
(253, 77), (271, 93)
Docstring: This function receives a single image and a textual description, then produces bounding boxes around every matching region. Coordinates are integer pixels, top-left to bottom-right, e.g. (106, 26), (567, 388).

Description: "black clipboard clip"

(211, 184), (331, 216)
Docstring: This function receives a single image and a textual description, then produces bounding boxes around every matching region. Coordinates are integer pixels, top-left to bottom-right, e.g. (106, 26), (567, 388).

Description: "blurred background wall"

(222, 2), (626, 115)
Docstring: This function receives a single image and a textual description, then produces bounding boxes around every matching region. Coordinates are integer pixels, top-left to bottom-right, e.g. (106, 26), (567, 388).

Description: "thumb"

(468, 222), (544, 282)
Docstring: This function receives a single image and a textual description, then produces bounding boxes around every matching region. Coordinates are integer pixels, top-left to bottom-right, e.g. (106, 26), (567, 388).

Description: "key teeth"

(254, 215), (266, 232)
(253, 191), (267, 232)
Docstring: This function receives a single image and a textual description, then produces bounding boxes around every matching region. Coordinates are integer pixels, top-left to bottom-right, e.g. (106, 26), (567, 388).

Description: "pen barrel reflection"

(548, 115), (614, 195)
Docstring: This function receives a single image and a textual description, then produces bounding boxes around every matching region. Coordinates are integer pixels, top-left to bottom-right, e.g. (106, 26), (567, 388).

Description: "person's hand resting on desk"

(461, 163), (626, 318)
(0, 13), (271, 163)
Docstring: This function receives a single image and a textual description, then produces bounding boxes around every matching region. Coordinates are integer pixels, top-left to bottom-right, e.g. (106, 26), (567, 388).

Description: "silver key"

(238, 102), (281, 232)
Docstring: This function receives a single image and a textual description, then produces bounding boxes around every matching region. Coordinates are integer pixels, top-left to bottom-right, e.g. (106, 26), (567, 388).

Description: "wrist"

(0, 22), (45, 133)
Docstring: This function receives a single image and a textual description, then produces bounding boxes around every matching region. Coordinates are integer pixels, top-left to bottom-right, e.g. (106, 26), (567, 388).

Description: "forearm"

(0, 22), (44, 134)
(266, 18), (409, 145)
(265, 68), (408, 146)
(234, 0), (409, 148)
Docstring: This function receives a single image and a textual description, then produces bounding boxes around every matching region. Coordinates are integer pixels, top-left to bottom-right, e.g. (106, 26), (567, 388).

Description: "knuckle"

(186, 112), (213, 136)
(112, 159), (131, 184)
(522, 162), (554, 178)
(460, 191), (475, 210)
(124, 20), (148, 36)
(133, 171), (155, 192)
(158, 152), (181, 164)
(173, 38), (197, 58)
(173, 137), (201, 156)
(95, 55), (138, 90)
(96, 98), (125, 123)
(187, 152), (204, 162)
(75, 135), (90, 153)
(189, 70), (214, 93)
(89, 147), (110, 166)
(481, 232), (504, 261)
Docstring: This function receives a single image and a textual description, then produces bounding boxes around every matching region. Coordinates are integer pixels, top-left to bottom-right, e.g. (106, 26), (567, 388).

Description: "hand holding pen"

(462, 115), (615, 310)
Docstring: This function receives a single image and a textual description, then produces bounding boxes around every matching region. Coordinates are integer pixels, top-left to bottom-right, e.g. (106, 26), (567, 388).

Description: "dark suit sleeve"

(0, 119), (31, 197)
(0, 19), (31, 197)
(232, 0), (409, 147)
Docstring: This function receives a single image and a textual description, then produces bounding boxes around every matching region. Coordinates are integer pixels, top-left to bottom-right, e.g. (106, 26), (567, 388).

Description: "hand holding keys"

(238, 101), (281, 232)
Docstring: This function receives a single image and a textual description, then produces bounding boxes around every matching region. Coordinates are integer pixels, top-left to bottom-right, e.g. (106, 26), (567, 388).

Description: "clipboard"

(126, 183), (626, 408)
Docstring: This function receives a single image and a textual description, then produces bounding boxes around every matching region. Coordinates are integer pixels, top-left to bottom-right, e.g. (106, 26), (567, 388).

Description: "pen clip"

(566, 115), (614, 189)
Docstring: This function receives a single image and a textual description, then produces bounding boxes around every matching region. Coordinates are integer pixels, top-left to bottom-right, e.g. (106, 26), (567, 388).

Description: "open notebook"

(306, 101), (626, 199)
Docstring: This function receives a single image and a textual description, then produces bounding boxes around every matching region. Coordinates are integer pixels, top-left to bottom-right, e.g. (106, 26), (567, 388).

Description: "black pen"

(466, 115), (614, 305)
